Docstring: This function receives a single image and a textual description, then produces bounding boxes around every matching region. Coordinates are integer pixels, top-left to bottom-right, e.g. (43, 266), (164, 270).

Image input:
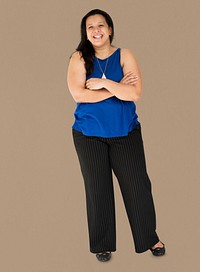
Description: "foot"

(150, 241), (165, 256)
(96, 251), (112, 262)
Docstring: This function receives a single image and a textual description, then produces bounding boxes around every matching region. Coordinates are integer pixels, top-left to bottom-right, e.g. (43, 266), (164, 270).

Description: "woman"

(67, 9), (166, 262)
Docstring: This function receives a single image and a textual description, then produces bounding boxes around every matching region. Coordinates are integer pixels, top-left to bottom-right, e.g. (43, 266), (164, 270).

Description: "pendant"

(102, 73), (106, 79)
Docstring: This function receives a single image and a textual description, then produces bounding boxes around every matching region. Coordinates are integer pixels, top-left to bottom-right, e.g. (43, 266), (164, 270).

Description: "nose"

(93, 26), (100, 32)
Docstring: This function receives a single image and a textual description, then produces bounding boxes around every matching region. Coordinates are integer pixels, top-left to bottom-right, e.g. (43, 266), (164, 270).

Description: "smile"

(93, 35), (103, 39)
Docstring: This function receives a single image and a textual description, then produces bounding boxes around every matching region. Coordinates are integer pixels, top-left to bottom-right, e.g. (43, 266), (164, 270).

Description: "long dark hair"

(76, 9), (114, 76)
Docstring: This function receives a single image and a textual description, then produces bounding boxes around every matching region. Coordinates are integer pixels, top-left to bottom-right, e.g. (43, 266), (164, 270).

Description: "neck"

(94, 44), (113, 59)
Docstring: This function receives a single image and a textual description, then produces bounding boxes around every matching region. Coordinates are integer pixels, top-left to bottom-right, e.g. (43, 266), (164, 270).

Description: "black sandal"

(96, 251), (112, 262)
(150, 242), (166, 256)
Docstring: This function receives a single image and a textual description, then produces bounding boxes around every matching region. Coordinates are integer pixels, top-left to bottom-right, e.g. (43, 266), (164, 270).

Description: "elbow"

(130, 92), (141, 102)
(68, 85), (84, 102)
(133, 89), (142, 102)
(121, 92), (141, 102)
(133, 94), (141, 102)
(72, 92), (84, 103)
(73, 94), (81, 102)
(127, 85), (142, 102)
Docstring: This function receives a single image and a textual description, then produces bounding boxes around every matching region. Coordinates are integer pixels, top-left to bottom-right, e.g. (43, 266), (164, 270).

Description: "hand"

(86, 78), (105, 90)
(120, 72), (138, 85)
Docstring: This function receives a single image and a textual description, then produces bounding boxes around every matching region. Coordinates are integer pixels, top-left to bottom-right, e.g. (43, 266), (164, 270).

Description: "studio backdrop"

(0, 1), (200, 272)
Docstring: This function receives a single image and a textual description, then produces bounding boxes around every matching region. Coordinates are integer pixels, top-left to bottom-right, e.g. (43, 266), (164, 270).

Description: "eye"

(87, 26), (93, 30)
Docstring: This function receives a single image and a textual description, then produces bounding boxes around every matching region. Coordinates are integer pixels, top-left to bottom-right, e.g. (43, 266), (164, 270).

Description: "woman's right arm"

(67, 51), (114, 103)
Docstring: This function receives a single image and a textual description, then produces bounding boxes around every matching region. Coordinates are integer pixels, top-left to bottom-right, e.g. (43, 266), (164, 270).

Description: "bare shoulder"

(121, 47), (133, 54)
(67, 50), (86, 91)
(68, 50), (86, 76)
(69, 51), (84, 63)
(120, 48), (141, 76)
(121, 48), (138, 64)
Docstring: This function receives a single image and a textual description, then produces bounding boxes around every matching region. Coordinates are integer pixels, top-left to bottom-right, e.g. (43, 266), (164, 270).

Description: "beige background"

(1, 0), (199, 271)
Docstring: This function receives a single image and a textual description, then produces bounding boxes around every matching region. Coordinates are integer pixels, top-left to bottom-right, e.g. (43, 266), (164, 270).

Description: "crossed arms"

(67, 48), (142, 103)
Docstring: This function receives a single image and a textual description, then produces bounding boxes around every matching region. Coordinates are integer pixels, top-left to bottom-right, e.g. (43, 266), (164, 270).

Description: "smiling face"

(86, 14), (112, 47)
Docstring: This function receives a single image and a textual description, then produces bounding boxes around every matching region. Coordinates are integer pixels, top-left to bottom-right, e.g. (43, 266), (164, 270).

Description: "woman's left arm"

(86, 48), (142, 102)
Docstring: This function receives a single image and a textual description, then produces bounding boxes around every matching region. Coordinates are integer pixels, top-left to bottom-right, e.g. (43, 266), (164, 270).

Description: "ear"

(109, 27), (112, 36)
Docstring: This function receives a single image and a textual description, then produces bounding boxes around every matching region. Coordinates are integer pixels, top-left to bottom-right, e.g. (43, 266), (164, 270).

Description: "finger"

(123, 73), (133, 80)
(128, 76), (138, 82)
(125, 72), (138, 78)
(126, 78), (138, 85)
(131, 78), (138, 83)
(128, 74), (138, 79)
(125, 75), (138, 82)
(121, 74), (138, 84)
(124, 71), (134, 77)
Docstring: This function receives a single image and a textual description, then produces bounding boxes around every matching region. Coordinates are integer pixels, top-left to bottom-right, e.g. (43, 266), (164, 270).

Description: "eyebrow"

(86, 21), (105, 26)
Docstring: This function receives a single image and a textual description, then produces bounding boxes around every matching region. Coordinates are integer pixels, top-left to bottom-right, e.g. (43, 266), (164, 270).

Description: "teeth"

(94, 35), (102, 39)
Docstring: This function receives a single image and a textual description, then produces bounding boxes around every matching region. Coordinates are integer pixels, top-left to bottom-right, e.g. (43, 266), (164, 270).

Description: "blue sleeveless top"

(72, 48), (140, 137)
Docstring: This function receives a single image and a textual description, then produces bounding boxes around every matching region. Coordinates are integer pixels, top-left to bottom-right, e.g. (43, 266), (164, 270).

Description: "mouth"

(93, 35), (103, 40)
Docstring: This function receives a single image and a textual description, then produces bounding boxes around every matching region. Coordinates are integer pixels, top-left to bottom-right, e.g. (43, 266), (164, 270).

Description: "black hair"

(76, 9), (114, 76)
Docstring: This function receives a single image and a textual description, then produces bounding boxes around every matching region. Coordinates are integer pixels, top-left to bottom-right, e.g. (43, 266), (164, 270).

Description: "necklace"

(96, 57), (109, 79)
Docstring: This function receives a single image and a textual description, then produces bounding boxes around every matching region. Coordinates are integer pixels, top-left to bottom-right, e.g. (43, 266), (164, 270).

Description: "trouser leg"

(72, 129), (116, 253)
(109, 124), (159, 253)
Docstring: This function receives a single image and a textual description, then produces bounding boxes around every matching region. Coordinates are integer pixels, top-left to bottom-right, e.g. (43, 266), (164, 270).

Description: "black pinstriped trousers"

(72, 123), (160, 253)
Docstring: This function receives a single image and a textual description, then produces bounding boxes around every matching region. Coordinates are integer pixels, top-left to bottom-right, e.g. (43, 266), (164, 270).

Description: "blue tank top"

(72, 48), (140, 137)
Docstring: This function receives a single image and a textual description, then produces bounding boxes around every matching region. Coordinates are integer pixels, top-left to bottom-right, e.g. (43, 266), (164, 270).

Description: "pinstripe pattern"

(72, 124), (159, 253)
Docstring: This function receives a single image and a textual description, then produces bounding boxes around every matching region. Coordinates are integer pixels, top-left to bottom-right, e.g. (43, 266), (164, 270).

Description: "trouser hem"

(135, 238), (160, 253)
(90, 249), (116, 254)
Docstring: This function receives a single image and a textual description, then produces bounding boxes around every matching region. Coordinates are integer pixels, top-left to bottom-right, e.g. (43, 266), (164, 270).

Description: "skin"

(67, 14), (142, 103)
(67, 14), (164, 249)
